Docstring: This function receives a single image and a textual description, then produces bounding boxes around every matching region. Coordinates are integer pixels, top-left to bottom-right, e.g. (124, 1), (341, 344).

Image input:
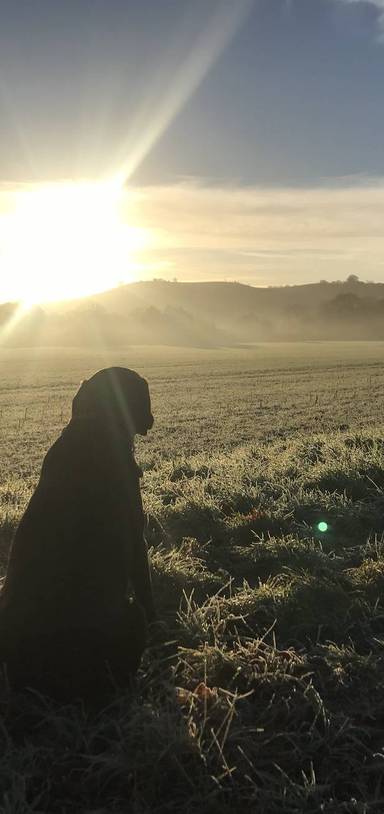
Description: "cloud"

(122, 178), (384, 285)
(2, 178), (384, 294)
(336, 0), (384, 36)
(340, 0), (384, 7)
(336, 0), (384, 10)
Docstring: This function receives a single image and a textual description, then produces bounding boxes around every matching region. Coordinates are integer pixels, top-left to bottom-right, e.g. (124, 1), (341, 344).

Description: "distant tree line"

(1, 275), (384, 346)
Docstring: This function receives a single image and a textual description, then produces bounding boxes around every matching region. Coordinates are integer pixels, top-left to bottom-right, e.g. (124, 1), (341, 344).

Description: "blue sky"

(0, 0), (383, 185)
(1, 0), (384, 297)
(134, 0), (384, 186)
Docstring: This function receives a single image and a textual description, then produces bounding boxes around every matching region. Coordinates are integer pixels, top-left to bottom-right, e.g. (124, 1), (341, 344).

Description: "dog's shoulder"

(39, 434), (67, 482)
(38, 419), (101, 489)
(38, 419), (143, 498)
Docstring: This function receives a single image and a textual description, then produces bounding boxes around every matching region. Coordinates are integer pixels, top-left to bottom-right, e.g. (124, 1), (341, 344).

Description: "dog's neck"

(67, 415), (136, 455)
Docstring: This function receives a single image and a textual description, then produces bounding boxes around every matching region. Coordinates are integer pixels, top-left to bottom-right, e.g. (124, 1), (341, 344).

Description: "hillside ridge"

(2, 277), (384, 345)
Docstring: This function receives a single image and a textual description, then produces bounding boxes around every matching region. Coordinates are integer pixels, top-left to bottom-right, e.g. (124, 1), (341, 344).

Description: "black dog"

(0, 367), (155, 701)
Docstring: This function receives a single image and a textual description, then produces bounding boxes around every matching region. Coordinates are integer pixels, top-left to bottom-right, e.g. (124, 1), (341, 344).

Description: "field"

(1, 341), (384, 813)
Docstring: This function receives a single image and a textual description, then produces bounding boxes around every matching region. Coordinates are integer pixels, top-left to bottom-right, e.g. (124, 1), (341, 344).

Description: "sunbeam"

(0, 302), (35, 344)
(0, 1), (255, 306)
(114, 0), (254, 187)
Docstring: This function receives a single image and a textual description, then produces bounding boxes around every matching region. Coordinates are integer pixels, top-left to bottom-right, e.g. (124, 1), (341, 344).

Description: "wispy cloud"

(2, 178), (384, 297)
(336, 0), (384, 36)
(339, 0), (384, 7)
(124, 179), (384, 285)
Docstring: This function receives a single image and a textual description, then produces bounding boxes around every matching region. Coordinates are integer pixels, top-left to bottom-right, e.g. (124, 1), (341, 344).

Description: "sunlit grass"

(1, 345), (384, 811)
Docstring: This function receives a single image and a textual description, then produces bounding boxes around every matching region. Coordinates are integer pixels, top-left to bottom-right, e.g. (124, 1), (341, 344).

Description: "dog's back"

(1, 416), (144, 637)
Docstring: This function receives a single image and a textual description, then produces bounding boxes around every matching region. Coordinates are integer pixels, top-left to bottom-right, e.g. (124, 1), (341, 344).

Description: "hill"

(2, 277), (384, 346)
(50, 277), (384, 319)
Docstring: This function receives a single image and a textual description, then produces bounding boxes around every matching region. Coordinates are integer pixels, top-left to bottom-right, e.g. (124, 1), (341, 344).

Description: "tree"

(345, 274), (359, 284)
(327, 293), (361, 317)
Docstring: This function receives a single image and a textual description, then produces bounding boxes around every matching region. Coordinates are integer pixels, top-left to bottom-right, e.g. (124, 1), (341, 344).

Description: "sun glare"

(0, 180), (150, 304)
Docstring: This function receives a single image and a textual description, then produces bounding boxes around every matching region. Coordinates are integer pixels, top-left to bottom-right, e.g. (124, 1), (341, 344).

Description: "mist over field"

(2, 275), (384, 348)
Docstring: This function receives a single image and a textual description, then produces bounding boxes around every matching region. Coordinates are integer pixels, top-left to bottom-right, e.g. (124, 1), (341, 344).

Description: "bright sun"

(0, 180), (150, 304)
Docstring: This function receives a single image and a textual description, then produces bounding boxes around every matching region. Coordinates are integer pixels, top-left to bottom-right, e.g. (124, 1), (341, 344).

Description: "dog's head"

(71, 367), (154, 437)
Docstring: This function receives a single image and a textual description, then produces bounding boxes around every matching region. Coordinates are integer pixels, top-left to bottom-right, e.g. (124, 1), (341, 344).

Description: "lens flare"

(317, 521), (328, 533)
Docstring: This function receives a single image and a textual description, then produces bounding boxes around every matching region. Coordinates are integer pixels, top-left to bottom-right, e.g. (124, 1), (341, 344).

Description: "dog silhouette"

(0, 367), (155, 701)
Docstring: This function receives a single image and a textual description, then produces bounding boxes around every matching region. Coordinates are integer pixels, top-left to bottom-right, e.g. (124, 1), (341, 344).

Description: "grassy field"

(1, 342), (384, 813)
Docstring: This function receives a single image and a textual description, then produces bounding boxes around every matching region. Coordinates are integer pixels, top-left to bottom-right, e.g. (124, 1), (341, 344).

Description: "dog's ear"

(71, 380), (90, 418)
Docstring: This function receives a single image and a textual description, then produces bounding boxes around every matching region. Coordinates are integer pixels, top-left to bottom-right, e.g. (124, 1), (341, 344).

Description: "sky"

(1, 0), (384, 301)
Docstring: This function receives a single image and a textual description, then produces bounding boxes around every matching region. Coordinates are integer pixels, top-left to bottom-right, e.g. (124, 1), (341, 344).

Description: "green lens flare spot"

(317, 521), (328, 533)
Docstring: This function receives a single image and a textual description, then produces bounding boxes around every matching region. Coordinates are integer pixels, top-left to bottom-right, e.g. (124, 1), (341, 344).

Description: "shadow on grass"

(1, 498), (384, 810)
(306, 464), (384, 501)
